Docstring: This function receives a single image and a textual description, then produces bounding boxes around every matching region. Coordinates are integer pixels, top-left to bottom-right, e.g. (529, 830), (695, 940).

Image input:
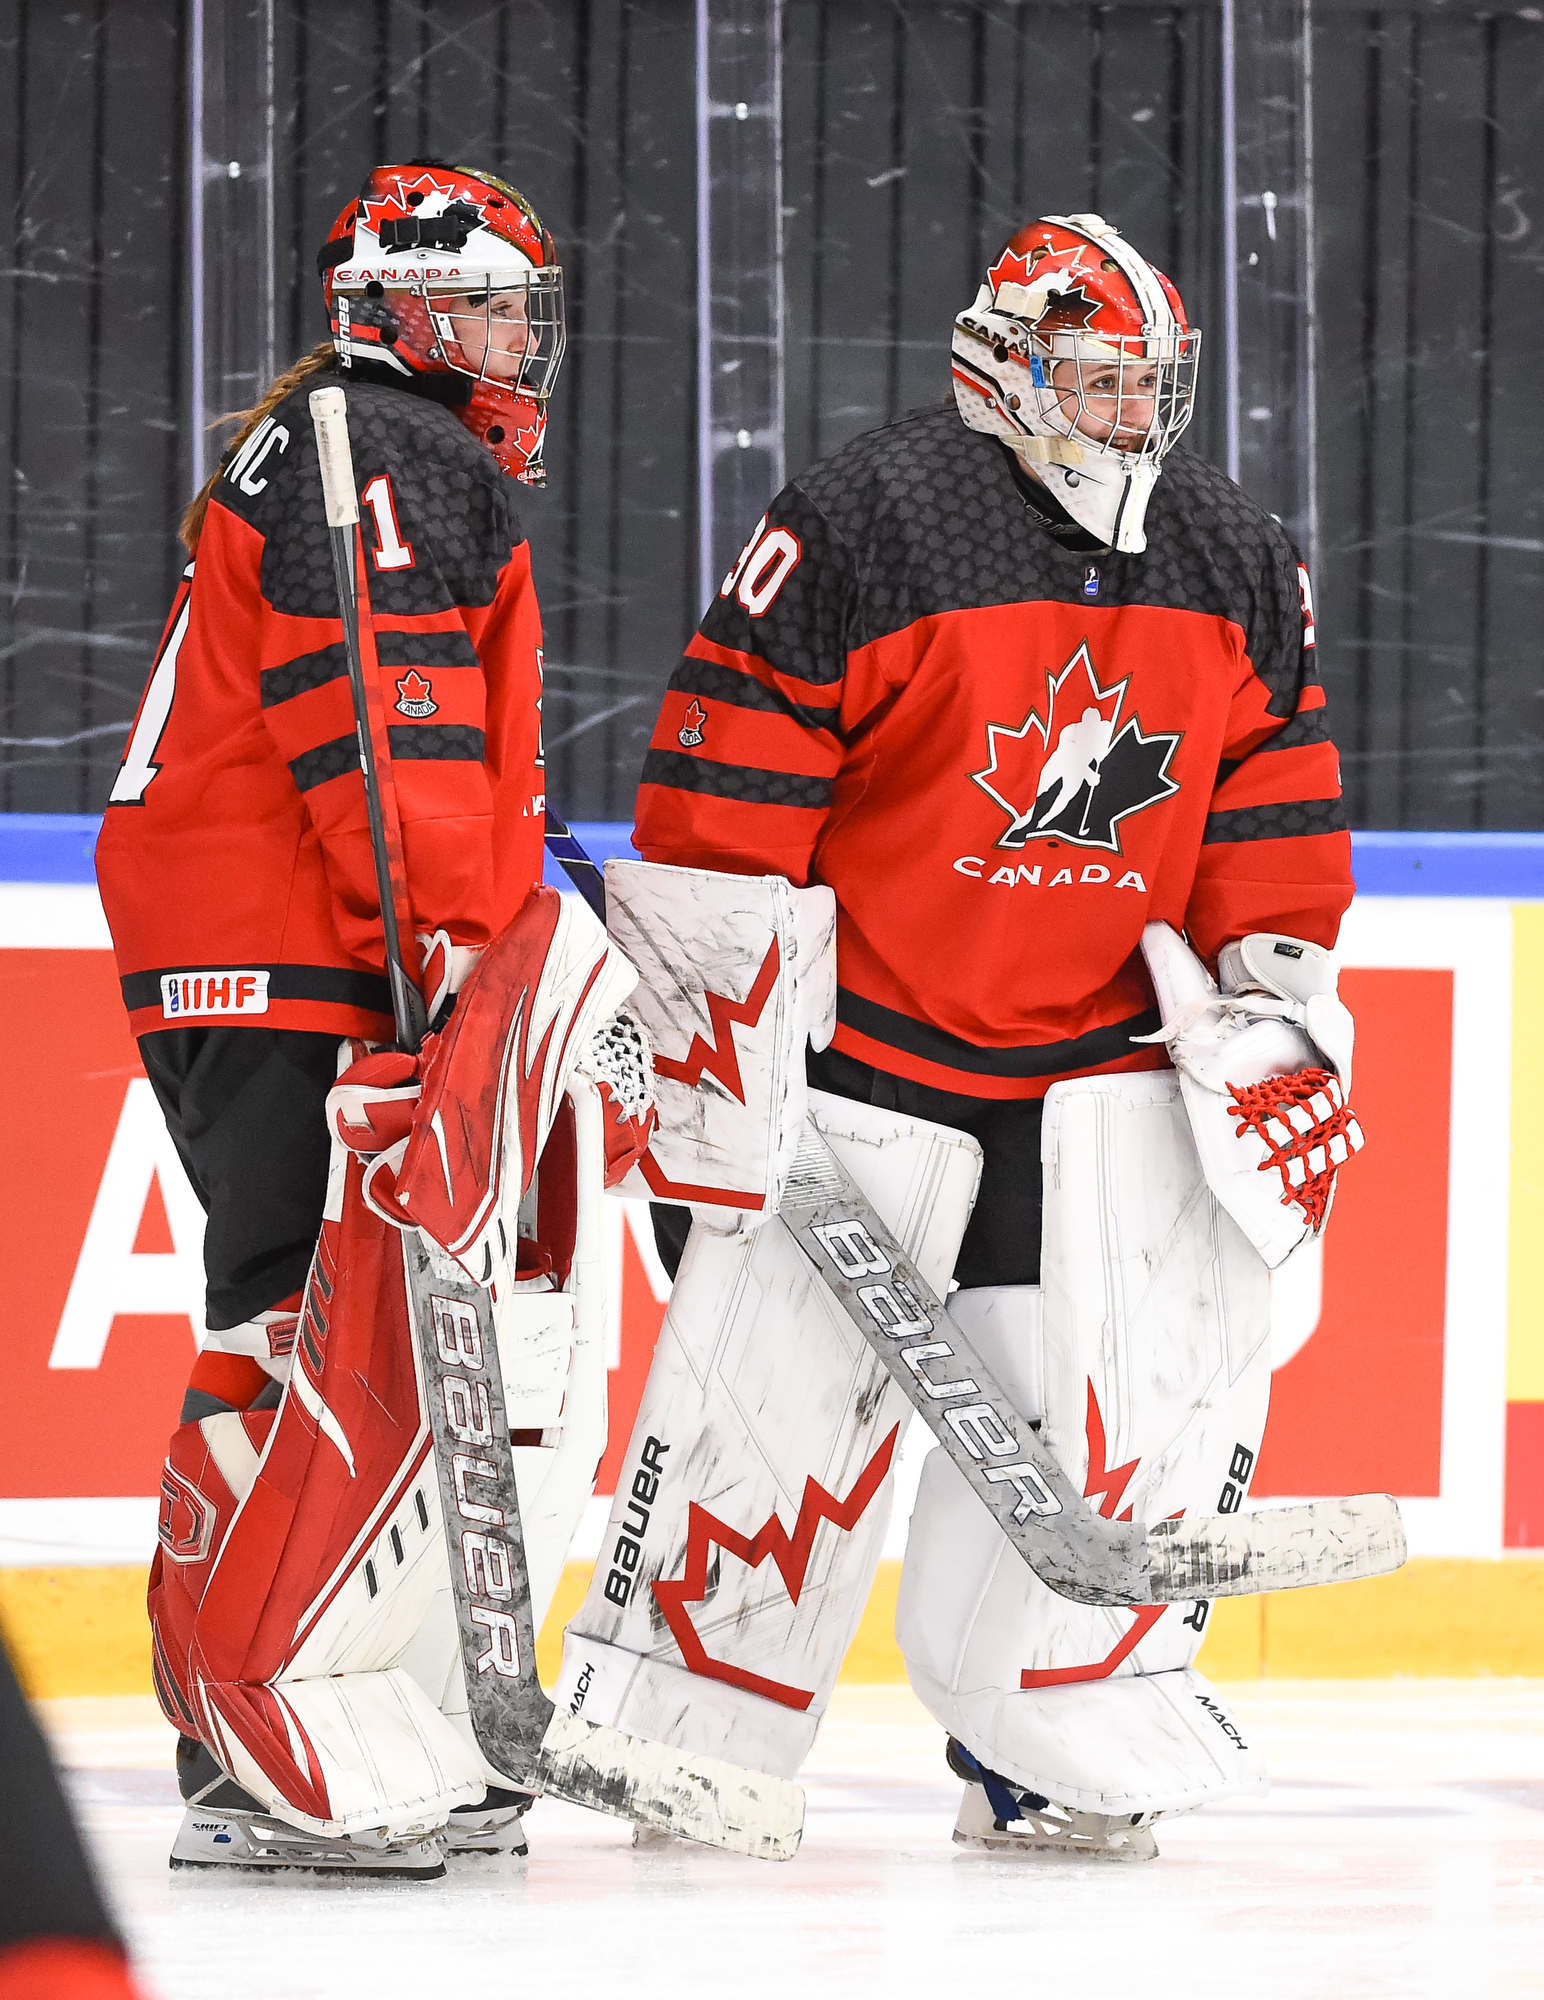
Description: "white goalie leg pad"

(553, 1090), (982, 1777)
(898, 1068), (1271, 1817)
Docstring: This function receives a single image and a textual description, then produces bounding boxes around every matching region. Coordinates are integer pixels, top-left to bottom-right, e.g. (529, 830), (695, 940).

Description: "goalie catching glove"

(1139, 921), (1364, 1268)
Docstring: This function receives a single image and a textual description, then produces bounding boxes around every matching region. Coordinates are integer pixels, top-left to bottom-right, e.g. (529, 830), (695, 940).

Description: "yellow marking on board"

(8, 1558), (1544, 1699)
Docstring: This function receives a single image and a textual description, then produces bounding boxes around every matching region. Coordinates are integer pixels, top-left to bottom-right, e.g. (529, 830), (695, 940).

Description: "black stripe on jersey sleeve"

(262, 642), (350, 707)
(378, 630), (479, 671)
(262, 629), (480, 708)
(290, 725), (485, 790)
(385, 723), (486, 761)
(640, 748), (833, 810)
(123, 962), (394, 1015)
(289, 736), (359, 791)
(671, 657), (842, 734)
(836, 987), (1164, 1080)
(1215, 705), (1334, 783)
(1202, 798), (1349, 845)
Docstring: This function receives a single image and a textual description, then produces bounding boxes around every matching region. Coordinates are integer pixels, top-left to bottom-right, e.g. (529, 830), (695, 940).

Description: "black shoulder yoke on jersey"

(212, 368), (525, 621)
(775, 403), (1308, 717)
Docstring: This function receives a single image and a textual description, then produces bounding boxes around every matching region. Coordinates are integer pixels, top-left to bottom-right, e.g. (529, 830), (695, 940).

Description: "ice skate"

(946, 1739), (1160, 1863)
(169, 1736), (448, 1878)
(444, 1785), (534, 1858)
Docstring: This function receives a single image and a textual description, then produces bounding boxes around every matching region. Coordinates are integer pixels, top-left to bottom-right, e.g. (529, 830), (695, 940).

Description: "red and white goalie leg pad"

(152, 891), (648, 1848)
(150, 1136), (488, 1845)
(898, 1069), (1272, 1829)
(552, 1091), (982, 1778)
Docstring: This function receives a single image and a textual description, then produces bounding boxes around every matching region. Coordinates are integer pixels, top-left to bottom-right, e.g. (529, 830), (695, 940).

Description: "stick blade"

(537, 1712), (803, 1861)
(1141, 1492), (1408, 1602)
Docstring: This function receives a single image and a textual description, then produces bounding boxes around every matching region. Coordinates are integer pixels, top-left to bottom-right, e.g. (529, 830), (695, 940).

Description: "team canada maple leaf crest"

(677, 699), (707, 748)
(394, 671), (437, 718)
(970, 641), (1180, 854)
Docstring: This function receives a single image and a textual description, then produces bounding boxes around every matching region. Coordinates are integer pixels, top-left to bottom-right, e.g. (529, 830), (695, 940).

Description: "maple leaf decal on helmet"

(360, 169), (481, 236)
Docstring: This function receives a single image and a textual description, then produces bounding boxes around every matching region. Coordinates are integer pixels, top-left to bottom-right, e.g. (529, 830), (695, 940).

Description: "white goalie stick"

(307, 386), (802, 1860)
(775, 1124), (1406, 1607)
(544, 829), (1407, 1612)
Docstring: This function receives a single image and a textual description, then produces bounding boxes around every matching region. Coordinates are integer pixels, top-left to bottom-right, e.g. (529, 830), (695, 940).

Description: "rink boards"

(3, 823), (1543, 1687)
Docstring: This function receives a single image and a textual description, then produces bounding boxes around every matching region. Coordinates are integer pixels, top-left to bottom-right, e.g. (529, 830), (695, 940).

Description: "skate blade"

(446, 1809), (529, 1859)
(951, 1821), (1159, 1863)
(952, 1786), (1159, 1863)
(170, 1810), (447, 1878)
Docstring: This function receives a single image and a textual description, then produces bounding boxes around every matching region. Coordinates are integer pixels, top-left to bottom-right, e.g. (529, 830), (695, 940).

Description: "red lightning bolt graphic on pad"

(1020, 1381), (1171, 1689)
(1082, 1379), (1143, 1522)
(652, 1423), (898, 1710)
(651, 935), (781, 1103)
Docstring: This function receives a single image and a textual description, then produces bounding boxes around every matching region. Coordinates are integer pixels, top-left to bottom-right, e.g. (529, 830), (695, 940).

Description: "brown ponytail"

(180, 341), (338, 553)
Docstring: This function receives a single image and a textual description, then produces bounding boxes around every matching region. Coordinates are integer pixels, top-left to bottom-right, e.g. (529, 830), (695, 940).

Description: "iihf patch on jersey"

(970, 641), (1181, 854)
(394, 671), (438, 718)
(160, 970), (270, 1017)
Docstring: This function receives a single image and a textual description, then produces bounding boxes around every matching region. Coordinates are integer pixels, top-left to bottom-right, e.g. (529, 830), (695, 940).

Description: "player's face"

(430, 287), (536, 383)
(1049, 354), (1160, 452)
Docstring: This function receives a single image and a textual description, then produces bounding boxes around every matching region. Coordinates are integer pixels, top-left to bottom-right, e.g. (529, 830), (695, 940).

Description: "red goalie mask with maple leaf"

(317, 162), (565, 485)
(951, 212), (1202, 553)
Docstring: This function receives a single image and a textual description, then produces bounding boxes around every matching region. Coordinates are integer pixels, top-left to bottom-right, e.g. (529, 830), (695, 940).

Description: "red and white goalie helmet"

(318, 161), (565, 485)
(952, 213), (1201, 553)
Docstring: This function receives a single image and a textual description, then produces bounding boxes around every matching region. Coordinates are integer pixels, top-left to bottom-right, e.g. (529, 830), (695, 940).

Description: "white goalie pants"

(558, 1071), (1274, 1815)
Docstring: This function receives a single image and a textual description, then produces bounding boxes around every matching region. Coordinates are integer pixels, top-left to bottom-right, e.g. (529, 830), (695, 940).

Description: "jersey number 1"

(108, 572), (193, 804)
(362, 474), (415, 572)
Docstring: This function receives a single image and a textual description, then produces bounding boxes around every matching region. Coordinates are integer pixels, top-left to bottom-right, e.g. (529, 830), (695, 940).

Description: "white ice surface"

(46, 1680), (1544, 2000)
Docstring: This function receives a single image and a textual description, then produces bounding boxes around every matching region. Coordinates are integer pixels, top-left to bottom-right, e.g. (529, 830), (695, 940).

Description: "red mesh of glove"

(1227, 1067), (1365, 1230)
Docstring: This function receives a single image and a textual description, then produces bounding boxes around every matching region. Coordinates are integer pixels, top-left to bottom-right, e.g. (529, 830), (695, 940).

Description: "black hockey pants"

(137, 1026), (340, 1332)
(651, 1045), (1045, 1287)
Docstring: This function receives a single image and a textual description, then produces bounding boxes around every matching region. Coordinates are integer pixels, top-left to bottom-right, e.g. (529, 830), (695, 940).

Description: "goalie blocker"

(558, 861), (1396, 1834)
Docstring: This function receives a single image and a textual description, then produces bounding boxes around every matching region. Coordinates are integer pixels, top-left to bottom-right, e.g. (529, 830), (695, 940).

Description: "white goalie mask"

(951, 213), (1201, 554)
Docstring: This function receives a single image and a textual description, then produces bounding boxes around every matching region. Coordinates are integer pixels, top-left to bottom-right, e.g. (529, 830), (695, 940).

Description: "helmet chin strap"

(1009, 442), (1160, 555)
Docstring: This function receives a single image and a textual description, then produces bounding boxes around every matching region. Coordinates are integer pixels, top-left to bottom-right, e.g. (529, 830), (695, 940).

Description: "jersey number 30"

(719, 515), (801, 616)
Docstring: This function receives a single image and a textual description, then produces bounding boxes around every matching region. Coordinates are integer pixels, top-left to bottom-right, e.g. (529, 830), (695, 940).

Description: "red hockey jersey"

(97, 372), (546, 1042)
(636, 406), (1352, 1099)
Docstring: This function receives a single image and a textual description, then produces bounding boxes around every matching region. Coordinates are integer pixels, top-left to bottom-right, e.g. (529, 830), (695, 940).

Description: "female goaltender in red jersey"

(95, 162), (570, 1871)
(565, 213), (1365, 1865)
